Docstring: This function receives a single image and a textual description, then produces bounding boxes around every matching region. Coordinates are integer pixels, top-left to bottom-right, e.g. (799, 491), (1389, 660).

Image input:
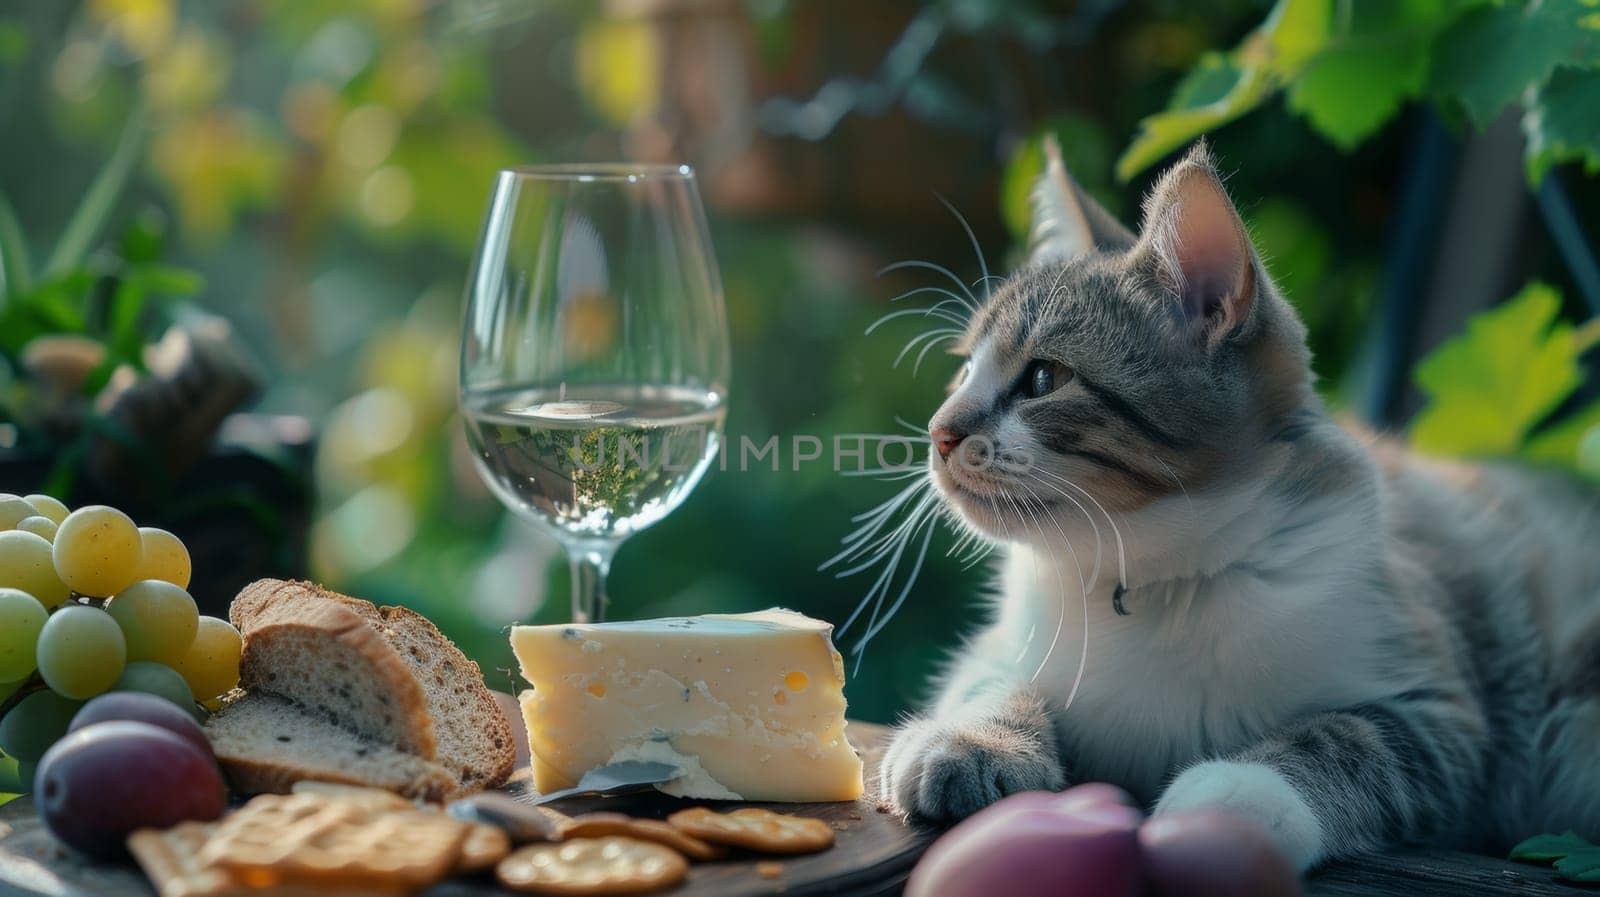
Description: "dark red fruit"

(69, 691), (211, 759)
(36, 721), (226, 859)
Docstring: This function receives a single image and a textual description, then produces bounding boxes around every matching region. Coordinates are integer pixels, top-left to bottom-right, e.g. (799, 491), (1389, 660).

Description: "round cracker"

(496, 836), (688, 895)
(561, 813), (726, 862)
(666, 807), (834, 855)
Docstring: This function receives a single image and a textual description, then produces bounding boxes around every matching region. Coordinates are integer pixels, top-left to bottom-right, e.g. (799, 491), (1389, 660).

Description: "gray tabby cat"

(880, 138), (1600, 870)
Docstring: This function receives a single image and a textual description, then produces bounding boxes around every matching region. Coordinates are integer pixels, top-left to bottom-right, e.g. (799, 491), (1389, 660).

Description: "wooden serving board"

(0, 720), (934, 897)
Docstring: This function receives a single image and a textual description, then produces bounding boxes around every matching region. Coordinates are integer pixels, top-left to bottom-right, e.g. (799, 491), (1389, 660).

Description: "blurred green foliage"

(1413, 282), (1600, 478)
(1121, 0), (1600, 184)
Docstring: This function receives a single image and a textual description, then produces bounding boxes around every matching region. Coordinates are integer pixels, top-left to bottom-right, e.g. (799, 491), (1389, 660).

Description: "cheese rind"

(510, 610), (864, 802)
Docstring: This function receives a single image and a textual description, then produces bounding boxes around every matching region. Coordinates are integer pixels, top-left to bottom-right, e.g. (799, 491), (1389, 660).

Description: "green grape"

(0, 589), (47, 682)
(21, 494), (69, 526)
(106, 580), (199, 664)
(36, 606), (127, 700)
(52, 505), (142, 598)
(0, 689), (81, 761)
(0, 495), (33, 530)
(16, 516), (58, 542)
(112, 661), (196, 712)
(134, 527), (191, 589)
(171, 616), (242, 705)
(0, 530), (71, 608)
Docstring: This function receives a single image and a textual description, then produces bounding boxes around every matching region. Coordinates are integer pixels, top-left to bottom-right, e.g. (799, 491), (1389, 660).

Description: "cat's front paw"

(1155, 760), (1324, 871)
(879, 717), (1065, 821)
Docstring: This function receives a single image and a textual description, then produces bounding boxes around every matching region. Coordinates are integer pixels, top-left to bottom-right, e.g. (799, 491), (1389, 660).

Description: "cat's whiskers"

(1011, 467), (1105, 593)
(1151, 453), (1196, 522)
(877, 259), (981, 316)
(1013, 479), (1091, 710)
(1029, 466), (1130, 598)
(933, 192), (993, 303)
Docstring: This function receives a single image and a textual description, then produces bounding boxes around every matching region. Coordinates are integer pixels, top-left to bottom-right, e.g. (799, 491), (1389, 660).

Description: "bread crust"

(232, 579), (438, 759)
(230, 578), (515, 796)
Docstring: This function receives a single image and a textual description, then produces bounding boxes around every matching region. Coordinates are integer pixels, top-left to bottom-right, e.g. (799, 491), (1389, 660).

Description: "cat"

(879, 137), (1600, 871)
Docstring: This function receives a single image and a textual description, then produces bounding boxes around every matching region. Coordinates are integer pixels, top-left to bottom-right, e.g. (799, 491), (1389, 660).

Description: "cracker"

(666, 807), (834, 855)
(128, 822), (236, 897)
(290, 781), (415, 812)
(198, 792), (467, 889)
(126, 822), (404, 897)
(561, 812), (726, 861)
(496, 836), (688, 895)
(457, 823), (514, 874)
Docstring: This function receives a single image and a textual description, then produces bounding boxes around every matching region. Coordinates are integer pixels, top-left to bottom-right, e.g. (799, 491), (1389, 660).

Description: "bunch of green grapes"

(0, 496), (244, 793)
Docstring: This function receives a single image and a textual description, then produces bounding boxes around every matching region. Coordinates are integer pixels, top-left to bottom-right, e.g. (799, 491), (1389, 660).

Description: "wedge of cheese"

(510, 610), (864, 803)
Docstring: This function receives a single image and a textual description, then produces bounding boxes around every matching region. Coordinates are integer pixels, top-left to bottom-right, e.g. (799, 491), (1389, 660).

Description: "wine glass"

(459, 164), (730, 623)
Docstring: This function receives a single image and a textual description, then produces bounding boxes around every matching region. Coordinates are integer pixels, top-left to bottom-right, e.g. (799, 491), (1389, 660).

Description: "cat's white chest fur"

(997, 485), (1394, 801)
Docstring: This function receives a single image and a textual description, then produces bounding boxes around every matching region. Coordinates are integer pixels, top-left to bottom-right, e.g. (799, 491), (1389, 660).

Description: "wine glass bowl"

(459, 164), (730, 622)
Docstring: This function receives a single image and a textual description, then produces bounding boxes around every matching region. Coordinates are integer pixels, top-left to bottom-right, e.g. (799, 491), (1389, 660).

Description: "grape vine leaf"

(1410, 282), (1584, 457)
(1511, 830), (1593, 862)
(1287, 39), (1431, 148)
(1510, 831), (1600, 881)
(1116, 0), (1328, 180)
(1285, 0), (1475, 148)
(1430, 0), (1600, 127)
(1557, 848), (1600, 881)
(1524, 67), (1600, 184)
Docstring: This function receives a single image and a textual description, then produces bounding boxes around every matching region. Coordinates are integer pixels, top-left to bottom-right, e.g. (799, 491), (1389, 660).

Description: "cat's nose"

(931, 427), (967, 460)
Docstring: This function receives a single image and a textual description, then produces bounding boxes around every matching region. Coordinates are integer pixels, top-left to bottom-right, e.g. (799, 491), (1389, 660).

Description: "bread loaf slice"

(206, 693), (459, 801)
(231, 579), (515, 795)
(230, 579), (436, 759)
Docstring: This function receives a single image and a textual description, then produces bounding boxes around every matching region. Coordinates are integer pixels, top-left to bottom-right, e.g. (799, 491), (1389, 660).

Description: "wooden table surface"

(0, 710), (1580, 896)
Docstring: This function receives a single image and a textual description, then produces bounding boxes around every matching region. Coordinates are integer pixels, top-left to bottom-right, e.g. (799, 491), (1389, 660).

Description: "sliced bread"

(231, 579), (515, 795)
(206, 693), (459, 801)
(229, 579), (436, 759)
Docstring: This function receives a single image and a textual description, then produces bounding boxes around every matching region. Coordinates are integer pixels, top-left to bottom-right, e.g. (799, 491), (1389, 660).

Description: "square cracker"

(127, 822), (405, 897)
(197, 793), (467, 889)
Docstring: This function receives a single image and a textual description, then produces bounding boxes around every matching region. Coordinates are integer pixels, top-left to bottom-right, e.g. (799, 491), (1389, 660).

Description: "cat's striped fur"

(880, 140), (1600, 869)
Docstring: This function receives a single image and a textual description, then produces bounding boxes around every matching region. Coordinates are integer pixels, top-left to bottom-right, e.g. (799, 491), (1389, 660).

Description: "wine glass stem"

(568, 540), (617, 623)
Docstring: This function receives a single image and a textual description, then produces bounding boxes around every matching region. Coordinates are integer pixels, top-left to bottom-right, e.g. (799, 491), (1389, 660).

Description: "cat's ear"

(1139, 143), (1255, 339)
(1029, 135), (1136, 265)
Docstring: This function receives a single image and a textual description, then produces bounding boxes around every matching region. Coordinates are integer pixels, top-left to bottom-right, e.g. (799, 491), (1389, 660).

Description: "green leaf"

(1288, 0), (1487, 148)
(1411, 282), (1584, 457)
(44, 103), (145, 277)
(1288, 39), (1431, 148)
(1524, 67), (1600, 184)
(107, 278), (149, 369)
(0, 188), (31, 302)
(127, 264), (204, 297)
(1555, 847), (1600, 880)
(1117, 0), (1333, 180)
(1430, 0), (1600, 127)
(1117, 62), (1275, 181)
(1262, 0), (1336, 71)
(1511, 830), (1592, 863)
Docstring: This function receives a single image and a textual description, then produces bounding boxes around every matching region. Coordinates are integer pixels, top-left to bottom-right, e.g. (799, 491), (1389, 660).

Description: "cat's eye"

(1021, 360), (1072, 399)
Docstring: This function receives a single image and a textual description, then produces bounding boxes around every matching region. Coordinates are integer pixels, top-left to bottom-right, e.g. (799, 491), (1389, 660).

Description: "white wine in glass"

(459, 165), (730, 623)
